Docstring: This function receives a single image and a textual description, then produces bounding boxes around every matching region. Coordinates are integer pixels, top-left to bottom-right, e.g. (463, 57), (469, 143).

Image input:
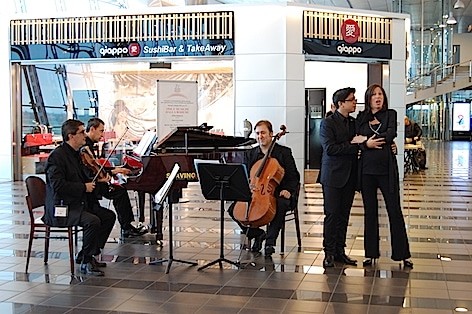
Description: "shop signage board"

(11, 39), (234, 61)
(303, 39), (392, 60)
(303, 11), (393, 60)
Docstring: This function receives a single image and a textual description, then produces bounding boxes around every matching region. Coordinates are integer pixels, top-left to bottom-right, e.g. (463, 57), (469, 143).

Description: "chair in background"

(25, 176), (81, 275)
(279, 183), (302, 255)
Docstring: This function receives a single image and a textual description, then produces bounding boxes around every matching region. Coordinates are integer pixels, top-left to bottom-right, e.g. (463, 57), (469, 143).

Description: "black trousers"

(100, 185), (134, 228)
(322, 175), (356, 256)
(78, 204), (116, 263)
(228, 197), (290, 246)
(361, 174), (411, 261)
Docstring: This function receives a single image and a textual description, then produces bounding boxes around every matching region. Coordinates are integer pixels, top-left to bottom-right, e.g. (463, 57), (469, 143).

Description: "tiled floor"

(1, 140), (472, 313)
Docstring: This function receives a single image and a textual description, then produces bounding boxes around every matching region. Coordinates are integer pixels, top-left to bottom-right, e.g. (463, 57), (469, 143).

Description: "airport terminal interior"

(0, 141), (471, 313)
(2, 0), (472, 313)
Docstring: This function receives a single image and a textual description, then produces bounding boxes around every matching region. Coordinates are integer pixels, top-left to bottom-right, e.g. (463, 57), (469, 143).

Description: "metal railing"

(407, 59), (472, 95)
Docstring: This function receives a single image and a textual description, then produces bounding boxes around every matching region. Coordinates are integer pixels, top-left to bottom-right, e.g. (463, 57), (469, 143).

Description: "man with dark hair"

(84, 117), (147, 238)
(404, 116), (422, 144)
(228, 119), (300, 256)
(404, 116), (427, 169)
(44, 119), (116, 276)
(319, 87), (383, 268)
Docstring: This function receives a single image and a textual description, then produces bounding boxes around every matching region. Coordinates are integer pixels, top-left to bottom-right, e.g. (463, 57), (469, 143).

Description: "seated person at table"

(404, 116), (422, 144)
(404, 116), (427, 170)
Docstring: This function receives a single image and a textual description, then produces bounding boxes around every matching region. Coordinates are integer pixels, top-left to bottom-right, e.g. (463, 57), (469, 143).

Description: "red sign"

(341, 19), (360, 44)
(128, 42), (141, 57)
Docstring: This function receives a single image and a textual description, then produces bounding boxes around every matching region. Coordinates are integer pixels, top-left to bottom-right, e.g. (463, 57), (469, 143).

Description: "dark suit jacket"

(43, 143), (89, 227)
(319, 111), (359, 188)
(245, 143), (300, 196)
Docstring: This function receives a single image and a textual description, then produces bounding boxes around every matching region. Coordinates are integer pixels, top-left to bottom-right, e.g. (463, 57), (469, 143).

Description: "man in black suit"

(228, 120), (300, 256)
(84, 118), (147, 238)
(319, 87), (383, 267)
(43, 119), (116, 276)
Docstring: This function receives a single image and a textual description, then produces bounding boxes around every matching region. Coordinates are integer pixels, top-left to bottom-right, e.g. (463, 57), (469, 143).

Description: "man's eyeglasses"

(343, 98), (357, 103)
(75, 130), (86, 135)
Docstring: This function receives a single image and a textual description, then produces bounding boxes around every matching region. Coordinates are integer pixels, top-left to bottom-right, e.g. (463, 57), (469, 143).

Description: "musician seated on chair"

(43, 119), (116, 276)
(227, 119), (300, 257)
(84, 118), (147, 238)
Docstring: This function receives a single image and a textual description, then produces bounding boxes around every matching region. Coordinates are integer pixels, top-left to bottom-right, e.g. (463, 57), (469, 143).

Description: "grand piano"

(123, 125), (255, 242)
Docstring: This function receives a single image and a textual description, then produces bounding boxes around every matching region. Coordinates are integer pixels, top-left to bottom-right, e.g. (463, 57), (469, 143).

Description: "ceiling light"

(447, 12), (457, 25)
(454, 0), (465, 9)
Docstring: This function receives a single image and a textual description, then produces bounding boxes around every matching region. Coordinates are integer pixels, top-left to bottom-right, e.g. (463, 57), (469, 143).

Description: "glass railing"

(407, 59), (472, 95)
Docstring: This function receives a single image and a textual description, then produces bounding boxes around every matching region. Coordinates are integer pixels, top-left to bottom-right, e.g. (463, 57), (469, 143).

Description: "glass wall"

(19, 59), (235, 156)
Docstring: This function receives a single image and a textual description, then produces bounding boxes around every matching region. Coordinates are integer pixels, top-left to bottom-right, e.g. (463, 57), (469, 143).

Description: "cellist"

(228, 120), (300, 256)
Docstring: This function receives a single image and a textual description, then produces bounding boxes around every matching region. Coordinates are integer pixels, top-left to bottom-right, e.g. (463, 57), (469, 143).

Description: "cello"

(233, 125), (287, 228)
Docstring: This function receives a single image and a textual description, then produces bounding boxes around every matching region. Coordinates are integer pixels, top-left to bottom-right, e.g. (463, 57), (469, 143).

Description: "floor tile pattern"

(0, 140), (471, 313)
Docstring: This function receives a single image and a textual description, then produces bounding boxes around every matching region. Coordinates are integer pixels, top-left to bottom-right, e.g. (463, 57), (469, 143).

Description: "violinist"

(228, 120), (300, 256)
(44, 119), (116, 276)
(84, 118), (147, 238)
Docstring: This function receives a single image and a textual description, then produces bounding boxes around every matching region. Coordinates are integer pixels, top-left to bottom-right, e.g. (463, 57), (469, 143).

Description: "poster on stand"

(157, 80), (198, 138)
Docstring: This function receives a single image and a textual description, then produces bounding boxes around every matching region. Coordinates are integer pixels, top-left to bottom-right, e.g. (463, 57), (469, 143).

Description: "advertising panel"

(452, 102), (471, 132)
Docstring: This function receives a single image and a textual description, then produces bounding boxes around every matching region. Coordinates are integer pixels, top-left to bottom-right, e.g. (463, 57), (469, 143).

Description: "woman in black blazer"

(356, 84), (413, 268)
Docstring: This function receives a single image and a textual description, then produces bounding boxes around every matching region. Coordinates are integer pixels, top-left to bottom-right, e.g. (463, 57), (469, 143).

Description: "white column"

(0, 5), (13, 181)
(390, 18), (408, 181)
(233, 5), (305, 180)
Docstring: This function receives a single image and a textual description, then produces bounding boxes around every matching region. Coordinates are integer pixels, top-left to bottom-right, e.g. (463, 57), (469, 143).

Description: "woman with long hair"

(356, 84), (413, 268)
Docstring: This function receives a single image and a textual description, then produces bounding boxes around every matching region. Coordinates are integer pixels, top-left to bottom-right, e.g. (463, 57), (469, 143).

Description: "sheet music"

(154, 163), (180, 205)
(133, 130), (157, 157)
(194, 159), (220, 180)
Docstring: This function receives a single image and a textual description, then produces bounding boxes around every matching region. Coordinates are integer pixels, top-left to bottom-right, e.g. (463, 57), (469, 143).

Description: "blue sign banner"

(11, 39), (234, 61)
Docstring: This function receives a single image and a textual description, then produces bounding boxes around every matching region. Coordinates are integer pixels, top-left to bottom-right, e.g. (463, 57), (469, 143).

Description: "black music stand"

(196, 163), (252, 271)
(149, 163), (198, 273)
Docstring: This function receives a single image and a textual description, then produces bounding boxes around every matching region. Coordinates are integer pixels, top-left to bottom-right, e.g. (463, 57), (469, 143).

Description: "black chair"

(280, 183), (302, 255)
(25, 176), (81, 275)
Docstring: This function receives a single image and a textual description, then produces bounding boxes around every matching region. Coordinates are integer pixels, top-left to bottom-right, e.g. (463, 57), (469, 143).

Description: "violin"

(80, 146), (110, 183)
(80, 127), (130, 185)
(233, 125), (287, 228)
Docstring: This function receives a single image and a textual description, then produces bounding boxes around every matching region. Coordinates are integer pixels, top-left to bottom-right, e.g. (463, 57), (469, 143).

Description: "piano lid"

(155, 126), (256, 150)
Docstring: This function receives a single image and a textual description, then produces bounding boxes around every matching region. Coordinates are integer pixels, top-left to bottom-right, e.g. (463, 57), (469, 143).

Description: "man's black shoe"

(264, 245), (275, 256)
(75, 250), (83, 264)
(251, 231), (266, 252)
(80, 262), (104, 276)
(334, 253), (358, 266)
(91, 257), (106, 268)
(76, 253), (106, 268)
(122, 224), (148, 238)
(323, 255), (335, 268)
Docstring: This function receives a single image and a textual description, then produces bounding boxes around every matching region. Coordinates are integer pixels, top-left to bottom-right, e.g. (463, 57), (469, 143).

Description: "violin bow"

(92, 127), (129, 183)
